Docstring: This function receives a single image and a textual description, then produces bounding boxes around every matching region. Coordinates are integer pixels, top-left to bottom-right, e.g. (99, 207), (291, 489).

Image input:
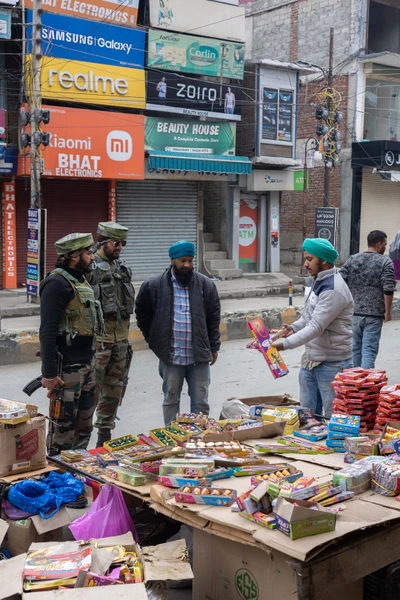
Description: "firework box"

(175, 486), (237, 507)
(0, 416), (46, 478)
(274, 497), (336, 540)
(247, 317), (289, 379)
(328, 414), (361, 435)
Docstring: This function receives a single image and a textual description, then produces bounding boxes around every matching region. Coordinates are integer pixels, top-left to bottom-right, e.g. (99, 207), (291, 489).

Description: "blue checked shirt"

(170, 273), (194, 366)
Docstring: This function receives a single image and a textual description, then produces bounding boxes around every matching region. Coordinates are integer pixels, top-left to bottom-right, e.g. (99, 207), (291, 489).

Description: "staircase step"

(204, 251), (227, 260)
(204, 233), (214, 243)
(205, 242), (221, 251)
(211, 268), (243, 280)
(205, 259), (236, 270)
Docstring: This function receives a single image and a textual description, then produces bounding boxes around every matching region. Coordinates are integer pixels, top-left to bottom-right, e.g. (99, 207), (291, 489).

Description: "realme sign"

(26, 56), (145, 109)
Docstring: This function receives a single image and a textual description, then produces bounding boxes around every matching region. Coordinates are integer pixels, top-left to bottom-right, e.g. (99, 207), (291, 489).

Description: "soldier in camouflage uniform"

(39, 233), (103, 454)
(87, 222), (135, 447)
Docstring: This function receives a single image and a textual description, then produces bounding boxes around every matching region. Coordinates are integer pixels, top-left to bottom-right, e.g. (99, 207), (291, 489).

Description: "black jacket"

(135, 268), (221, 365)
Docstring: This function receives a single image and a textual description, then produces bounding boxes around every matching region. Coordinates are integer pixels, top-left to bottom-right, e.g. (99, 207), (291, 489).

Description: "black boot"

(96, 429), (111, 448)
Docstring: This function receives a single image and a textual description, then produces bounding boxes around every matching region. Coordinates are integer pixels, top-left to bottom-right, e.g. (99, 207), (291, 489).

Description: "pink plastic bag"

(69, 484), (138, 541)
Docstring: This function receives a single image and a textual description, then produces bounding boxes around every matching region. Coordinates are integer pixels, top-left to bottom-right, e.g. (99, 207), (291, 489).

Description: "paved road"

(1, 321), (399, 447)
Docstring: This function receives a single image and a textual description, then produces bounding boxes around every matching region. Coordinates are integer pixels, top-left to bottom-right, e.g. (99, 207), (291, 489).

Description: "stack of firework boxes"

(326, 414), (361, 453)
(331, 369), (387, 433)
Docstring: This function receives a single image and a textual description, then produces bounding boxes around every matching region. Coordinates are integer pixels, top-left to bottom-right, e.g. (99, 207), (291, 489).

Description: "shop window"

(364, 68), (400, 142)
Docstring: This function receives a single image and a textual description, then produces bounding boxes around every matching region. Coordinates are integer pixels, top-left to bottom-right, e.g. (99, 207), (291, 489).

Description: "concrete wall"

(368, 2), (400, 54)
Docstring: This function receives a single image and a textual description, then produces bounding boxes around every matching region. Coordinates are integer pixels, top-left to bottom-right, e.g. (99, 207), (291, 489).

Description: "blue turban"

(168, 240), (196, 259)
(302, 238), (339, 264)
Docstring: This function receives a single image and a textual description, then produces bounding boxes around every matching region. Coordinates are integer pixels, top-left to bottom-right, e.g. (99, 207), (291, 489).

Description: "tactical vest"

(91, 255), (135, 321)
(52, 268), (104, 345)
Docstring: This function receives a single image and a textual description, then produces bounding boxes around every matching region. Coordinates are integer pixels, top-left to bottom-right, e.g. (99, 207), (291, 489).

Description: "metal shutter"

(16, 179), (108, 286)
(360, 169), (400, 252)
(117, 181), (198, 281)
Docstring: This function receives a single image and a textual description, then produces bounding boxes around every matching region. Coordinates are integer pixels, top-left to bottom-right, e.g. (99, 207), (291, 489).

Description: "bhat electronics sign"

(146, 70), (242, 121)
(26, 11), (145, 69)
(147, 29), (245, 80)
(149, 0), (245, 42)
(26, 56), (145, 110)
(24, 0), (139, 27)
(18, 106), (145, 180)
(145, 116), (236, 155)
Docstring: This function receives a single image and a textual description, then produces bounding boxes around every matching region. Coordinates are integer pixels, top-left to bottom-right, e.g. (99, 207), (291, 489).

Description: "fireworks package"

(247, 318), (289, 379)
(331, 368), (387, 433)
(374, 384), (400, 433)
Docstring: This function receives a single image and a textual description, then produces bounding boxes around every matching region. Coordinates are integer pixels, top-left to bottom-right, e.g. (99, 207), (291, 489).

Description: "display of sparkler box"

(274, 497), (336, 540)
(175, 486), (237, 506)
(233, 465), (287, 478)
(247, 317), (289, 379)
(104, 434), (139, 452)
(105, 466), (146, 487)
(279, 477), (315, 498)
(164, 425), (192, 442)
(328, 414), (361, 435)
(250, 465), (303, 487)
(262, 408), (299, 425)
(158, 475), (212, 488)
(159, 461), (210, 477)
(344, 436), (376, 456)
(326, 438), (346, 450)
(171, 421), (204, 436)
(379, 422), (400, 454)
(0, 399), (37, 425)
(96, 452), (119, 468)
(290, 479), (333, 501)
(149, 428), (177, 447)
(293, 428), (327, 442)
(175, 413), (208, 425)
(239, 511), (276, 529)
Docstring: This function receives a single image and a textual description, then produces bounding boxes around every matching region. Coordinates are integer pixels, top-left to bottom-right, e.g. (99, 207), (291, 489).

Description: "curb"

(1, 301), (400, 366)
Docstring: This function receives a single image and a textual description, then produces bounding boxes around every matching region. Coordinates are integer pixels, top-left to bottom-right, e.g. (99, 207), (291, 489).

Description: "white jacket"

(283, 268), (354, 362)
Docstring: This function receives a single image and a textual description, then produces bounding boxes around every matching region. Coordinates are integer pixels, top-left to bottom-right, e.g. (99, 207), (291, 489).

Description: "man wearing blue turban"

(272, 238), (354, 418)
(135, 241), (221, 424)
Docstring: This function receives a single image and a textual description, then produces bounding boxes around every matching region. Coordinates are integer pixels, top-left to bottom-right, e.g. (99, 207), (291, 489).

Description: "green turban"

(55, 233), (94, 256)
(302, 238), (339, 264)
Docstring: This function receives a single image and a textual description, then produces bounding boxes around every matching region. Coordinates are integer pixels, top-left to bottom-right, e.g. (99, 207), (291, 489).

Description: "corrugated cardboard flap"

(0, 518), (8, 546)
(141, 539), (193, 582)
(30, 507), (72, 535)
(0, 552), (26, 600)
(22, 586), (148, 600)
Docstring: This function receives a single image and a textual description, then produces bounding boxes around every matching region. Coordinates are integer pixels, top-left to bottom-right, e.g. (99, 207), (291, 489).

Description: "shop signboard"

(0, 148), (18, 174)
(2, 181), (17, 289)
(145, 117), (236, 155)
(315, 207), (338, 246)
(145, 159), (237, 181)
(25, 0), (139, 27)
(146, 71), (242, 120)
(0, 8), (11, 40)
(147, 29), (245, 80)
(27, 56), (145, 109)
(26, 11), (145, 68)
(18, 106), (145, 180)
(247, 169), (307, 192)
(149, 0), (245, 41)
(261, 87), (294, 144)
(239, 198), (258, 264)
(27, 209), (40, 297)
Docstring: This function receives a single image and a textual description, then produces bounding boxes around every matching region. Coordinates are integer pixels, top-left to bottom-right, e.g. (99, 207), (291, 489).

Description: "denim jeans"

(159, 362), (211, 425)
(299, 359), (353, 418)
(352, 316), (384, 369)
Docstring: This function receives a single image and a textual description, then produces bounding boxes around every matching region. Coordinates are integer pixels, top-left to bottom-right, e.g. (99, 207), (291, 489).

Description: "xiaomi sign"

(18, 106), (144, 180)
(26, 56), (145, 109)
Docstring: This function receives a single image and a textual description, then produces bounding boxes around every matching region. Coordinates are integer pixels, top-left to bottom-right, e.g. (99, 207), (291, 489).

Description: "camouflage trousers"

(47, 361), (96, 454)
(94, 340), (129, 432)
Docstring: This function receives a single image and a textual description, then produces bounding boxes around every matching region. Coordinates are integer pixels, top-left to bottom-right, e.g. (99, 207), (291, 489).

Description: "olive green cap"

(54, 233), (94, 255)
(97, 222), (129, 241)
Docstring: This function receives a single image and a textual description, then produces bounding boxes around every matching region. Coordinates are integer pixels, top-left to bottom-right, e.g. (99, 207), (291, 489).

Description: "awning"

(147, 151), (252, 175)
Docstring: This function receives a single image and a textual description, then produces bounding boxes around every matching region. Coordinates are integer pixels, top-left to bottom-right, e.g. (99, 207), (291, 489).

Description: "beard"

(174, 267), (193, 286)
(75, 257), (93, 274)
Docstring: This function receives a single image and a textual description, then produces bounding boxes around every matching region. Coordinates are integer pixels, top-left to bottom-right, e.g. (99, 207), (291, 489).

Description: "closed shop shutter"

(16, 179), (108, 287)
(116, 181), (198, 281)
(360, 169), (400, 252)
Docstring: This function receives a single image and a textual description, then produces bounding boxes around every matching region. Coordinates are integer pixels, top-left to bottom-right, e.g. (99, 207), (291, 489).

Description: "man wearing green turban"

(272, 238), (354, 418)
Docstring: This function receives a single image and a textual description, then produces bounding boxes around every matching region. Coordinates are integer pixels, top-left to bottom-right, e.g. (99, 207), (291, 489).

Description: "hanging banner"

(146, 71), (242, 120)
(25, 0), (139, 27)
(18, 106), (145, 180)
(149, 0), (245, 42)
(2, 181), (17, 289)
(145, 117), (236, 155)
(147, 30), (245, 80)
(26, 11), (145, 68)
(239, 198), (258, 264)
(26, 56), (145, 110)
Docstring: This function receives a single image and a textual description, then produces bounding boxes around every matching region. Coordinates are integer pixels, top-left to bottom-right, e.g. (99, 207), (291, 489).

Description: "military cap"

(55, 233), (94, 256)
(97, 222), (129, 241)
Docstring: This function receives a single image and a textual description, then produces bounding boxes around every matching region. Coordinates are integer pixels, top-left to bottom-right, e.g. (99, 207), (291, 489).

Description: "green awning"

(148, 151), (252, 175)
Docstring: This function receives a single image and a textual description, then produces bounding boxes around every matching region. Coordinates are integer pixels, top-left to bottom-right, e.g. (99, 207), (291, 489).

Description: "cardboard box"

(203, 421), (286, 443)
(0, 417), (46, 477)
(220, 394), (298, 419)
(0, 533), (192, 600)
(192, 529), (362, 600)
(274, 497), (336, 540)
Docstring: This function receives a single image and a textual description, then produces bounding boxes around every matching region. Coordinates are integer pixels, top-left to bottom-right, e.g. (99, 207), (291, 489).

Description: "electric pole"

(30, 0), (42, 209)
(324, 28), (334, 208)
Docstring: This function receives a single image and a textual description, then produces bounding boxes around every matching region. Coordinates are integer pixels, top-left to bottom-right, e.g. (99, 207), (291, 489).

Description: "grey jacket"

(283, 268), (354, 362)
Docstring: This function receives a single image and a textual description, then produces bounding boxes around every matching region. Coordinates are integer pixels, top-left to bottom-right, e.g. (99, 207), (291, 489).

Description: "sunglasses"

(110, 240), (126, 248)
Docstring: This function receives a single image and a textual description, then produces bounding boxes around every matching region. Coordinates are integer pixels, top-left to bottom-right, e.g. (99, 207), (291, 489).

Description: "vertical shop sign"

(262, 88), (278, 142)
(2, 181), (17, 288)
(278, 90), (293, 143)
(239, 198), (258, 263)
(109, 180), (117, 221)
(27, 209), (40, 296)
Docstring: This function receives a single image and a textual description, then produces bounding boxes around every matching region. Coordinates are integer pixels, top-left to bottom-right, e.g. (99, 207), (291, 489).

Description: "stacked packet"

(326, 414), (361, 452)
(374, 384), (400, 433)
(331, 368), (387, 433)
